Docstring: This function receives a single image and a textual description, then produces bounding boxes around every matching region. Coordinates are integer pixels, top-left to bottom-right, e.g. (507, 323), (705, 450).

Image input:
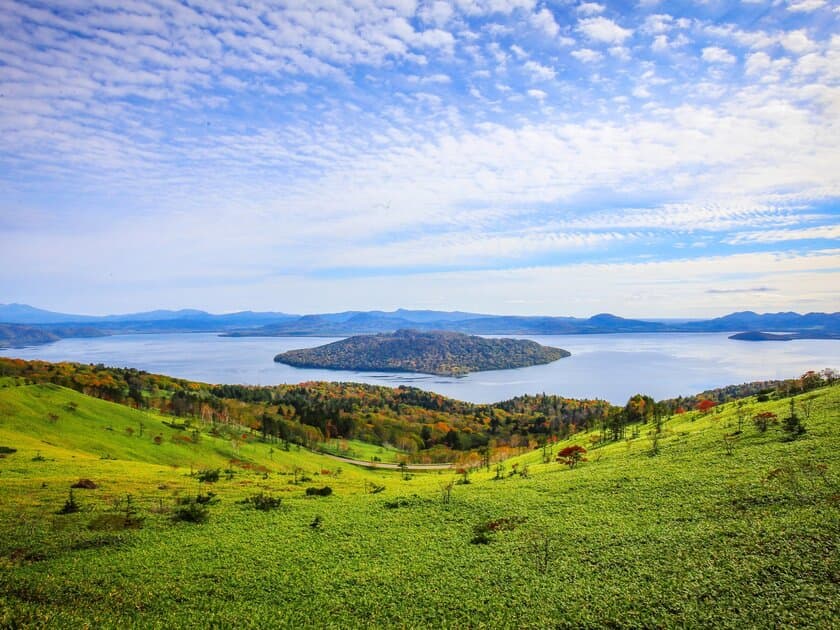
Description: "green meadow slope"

(0, 380), (838, 628)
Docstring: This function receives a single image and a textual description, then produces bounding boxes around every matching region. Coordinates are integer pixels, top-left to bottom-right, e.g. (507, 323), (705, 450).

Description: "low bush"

(471, 516), (527, 545)
(305, 486), (332, 497)
(196, 468), (220, 483)
(173, 497), (212, 523)
(240, 492), (282, 511)
(71, 479), (98, 489)
(57, 489), (80, 515)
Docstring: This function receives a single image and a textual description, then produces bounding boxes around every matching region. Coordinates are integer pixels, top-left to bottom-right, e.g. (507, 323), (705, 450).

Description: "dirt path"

(318, 452), (455, 471)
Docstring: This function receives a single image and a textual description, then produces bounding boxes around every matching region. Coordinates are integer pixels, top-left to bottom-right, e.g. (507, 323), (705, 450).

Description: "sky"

(0, 0), (838, 318)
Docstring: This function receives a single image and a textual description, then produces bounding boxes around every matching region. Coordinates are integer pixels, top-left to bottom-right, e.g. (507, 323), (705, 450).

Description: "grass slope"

(0, 381), (838, 628)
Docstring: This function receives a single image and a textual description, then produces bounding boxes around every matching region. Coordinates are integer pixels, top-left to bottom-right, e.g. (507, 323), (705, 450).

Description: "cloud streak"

(0, 0), (837, 315)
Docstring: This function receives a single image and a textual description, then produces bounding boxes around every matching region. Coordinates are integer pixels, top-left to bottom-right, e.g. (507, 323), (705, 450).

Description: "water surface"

(2, 332), (836, 404)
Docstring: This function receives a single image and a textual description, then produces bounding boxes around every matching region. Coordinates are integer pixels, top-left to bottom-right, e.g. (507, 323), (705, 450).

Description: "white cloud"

(419, 1), (454, 25)
(1, 0), (839, 317)
(577, 17), (633, 44)
(530, 8), (560, 37)
(651, 33), (690, 52)
(725, 224), (840, 244)
(577, 3), (605, 16)
(523, 60), (556, 81)
(642, 14), (674, 35)
(745, 52), (791, 81)
(571, 48), (604, 63)
(787, 0), (826, 12)
(780, 29), (817, 54)
(609, 46), (631, 60)
(510, 44), (528, 59)
(702, 46), (736, 64)
(792, 37), (840, 81)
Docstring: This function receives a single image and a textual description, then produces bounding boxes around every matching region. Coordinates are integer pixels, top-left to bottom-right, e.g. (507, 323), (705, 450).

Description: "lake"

(1, 332), (836, 404)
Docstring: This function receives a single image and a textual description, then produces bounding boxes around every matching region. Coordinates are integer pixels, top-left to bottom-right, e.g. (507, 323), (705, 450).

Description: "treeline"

(1, 358), (834, 461)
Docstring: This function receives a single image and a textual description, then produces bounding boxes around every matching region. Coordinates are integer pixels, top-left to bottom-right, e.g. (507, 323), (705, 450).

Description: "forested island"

(730, 330), (840, 341)
(274, 329), (570, 376)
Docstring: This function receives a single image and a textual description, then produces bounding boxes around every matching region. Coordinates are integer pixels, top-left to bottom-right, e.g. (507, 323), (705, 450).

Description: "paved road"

(319, 451), (455, 471)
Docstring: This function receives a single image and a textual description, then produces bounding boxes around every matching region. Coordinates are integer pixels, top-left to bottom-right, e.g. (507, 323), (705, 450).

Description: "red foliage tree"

(556, 445), (587, 469)
(697, 399), (717, 414)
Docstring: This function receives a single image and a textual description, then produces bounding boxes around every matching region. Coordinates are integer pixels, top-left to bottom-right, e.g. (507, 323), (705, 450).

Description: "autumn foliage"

(696, 399), (717, 413)
(556, 445), (587, 469)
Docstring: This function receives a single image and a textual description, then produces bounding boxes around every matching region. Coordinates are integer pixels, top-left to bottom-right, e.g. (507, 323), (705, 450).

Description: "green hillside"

(0, 378), (838, 628)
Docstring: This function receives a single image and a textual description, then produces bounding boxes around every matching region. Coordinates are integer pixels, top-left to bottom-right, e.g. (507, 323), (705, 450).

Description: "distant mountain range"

(0, 303), (298, 327)
(0, 303), (838, 349)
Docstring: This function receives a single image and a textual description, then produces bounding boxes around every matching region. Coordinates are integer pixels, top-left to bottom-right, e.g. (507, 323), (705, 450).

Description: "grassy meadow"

(0, 378), (838, 628)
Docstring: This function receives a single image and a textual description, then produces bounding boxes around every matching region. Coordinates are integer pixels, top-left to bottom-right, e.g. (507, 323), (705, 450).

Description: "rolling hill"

(0, 372), (836, 627)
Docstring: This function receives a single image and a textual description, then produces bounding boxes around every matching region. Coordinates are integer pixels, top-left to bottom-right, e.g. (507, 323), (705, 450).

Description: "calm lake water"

(2, 332), (837, 404)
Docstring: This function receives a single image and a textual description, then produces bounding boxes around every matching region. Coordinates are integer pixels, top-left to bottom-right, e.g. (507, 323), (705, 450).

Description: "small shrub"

(153, 435), (163, 445)
(196, 468), (220, 483)
(89, 494), (143, 530)
(240, 492), (282, 511)
(31, 451), (46, 462)
(471, 516), (526, 545)
(441, 481), (453, 505)
(753, 411), (778, 433)
(193, 492), (218, 505)
(781, 400), (806, 440)
(310, 515), (323, 529)
(470, 531), (491, 545)
(384, 494), (426, 509)
(494, 463), (505, 480)
(526, 529), (556, 575)
(173, 497), (211, 523)
(305, 486), (333, 497)
(0, 446), (17, 455)
(70, 534), (128, 551)
(58, 489), (80, 515)
(723, 434), (738, 456)
(455, 467), (470, 485)
(71, 479), (98, 490)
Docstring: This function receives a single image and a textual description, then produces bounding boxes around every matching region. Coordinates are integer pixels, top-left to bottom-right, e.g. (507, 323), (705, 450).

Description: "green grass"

(316, 437), (406, 463)
(0, 381), (838, 628)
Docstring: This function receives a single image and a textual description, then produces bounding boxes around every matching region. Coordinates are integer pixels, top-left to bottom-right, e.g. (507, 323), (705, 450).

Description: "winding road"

(318, 451), (455, 471)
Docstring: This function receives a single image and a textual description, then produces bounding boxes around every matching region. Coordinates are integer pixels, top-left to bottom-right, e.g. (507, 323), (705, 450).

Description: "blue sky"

(0, 0), (838, 317)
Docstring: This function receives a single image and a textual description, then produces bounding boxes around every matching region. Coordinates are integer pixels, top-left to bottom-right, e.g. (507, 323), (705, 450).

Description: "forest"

(0, 357), (832, 464)
(273, 329), (570, 376)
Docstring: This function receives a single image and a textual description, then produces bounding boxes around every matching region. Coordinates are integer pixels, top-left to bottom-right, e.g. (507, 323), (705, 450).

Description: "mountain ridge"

(0, 303), (838, 348)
